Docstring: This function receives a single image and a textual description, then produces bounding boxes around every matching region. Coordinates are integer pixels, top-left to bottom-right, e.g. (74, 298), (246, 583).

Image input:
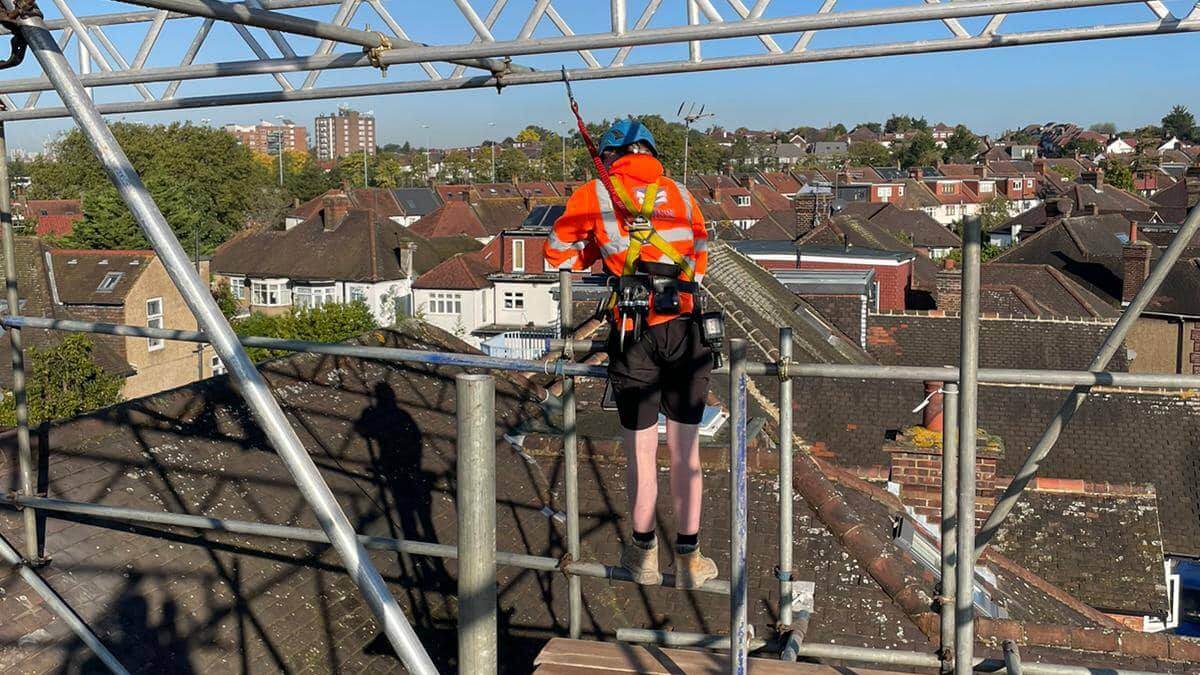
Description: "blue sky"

(5, 0), (1199, 153)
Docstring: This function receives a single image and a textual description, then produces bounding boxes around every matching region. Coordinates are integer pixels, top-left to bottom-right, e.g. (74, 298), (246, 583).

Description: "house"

(390, 187), (443, 226)
(14, 198), (84, 238)
(920, 177), (982, 225)
(731, 239), (915, 311)
(1105, 137), (1137, 155)
(44, 247), (218, 399)
(808, 140), (848, 156)
(840, 202), (960, 259)
(771, 142), (807, 166)
(993, 213), (1200, 374)
(286, 187), (412, 230)
(410, 252), (496, 345)
(213, 191), (479, 325)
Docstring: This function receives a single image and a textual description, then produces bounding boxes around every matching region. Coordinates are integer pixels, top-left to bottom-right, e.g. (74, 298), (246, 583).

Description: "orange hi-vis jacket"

(543, 154), (707, 327)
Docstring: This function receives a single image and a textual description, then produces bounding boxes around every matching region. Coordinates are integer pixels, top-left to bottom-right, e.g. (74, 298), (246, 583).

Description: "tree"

(1050, 164), (1077, 182)
(243, 186), (293, 230)
(978, 195), (1012, 233)
(232, 301), (378, 362)
(1101, 159), (1135, 192)
(495, 147), (531, 182)
(848, 140), (892, 166)
(1063, 137), (1103, 157)
(35, 122), (270, 252)
(943, 125), (980, 163)
(884, 114), (928, 134)
(1089, 122), (1118, 135)
(516, 126), (544, 144)
(895, 132), (940, 168)
(0, 335), (123, 427)
(859, 122), (882, 133)
(441, 150), (474, 183)
(1161, 105), (1195, 141)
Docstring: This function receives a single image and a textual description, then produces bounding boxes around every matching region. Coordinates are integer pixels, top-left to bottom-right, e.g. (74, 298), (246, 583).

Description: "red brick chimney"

(322, 191), (350, 231)
(885, 424), (1004, 527)
(1121, 220), (1152, 304)
(1081, 168), (1105, 191)
(973, 164), (988, 179)
(935, 259), (962, 313)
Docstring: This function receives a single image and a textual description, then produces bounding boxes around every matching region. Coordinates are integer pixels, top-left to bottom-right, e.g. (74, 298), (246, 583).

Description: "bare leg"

(623, 424), (660, 533)
(665, 420), (702, 535)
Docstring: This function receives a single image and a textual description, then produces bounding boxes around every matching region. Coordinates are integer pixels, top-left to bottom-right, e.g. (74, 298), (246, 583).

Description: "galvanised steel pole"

(954, 218), (982, 675)
(975, 197), (1200, 557)
(0, 532), (131, 675)
(939, 383), (959, 674)
(559, 270), (582, 639)
(777, 328), (794, 629)
(1004, 640), (1024, 675)
(729, 338), (750, 675)
(456, 374), (497, 675)
(0, 121), (38, 562)
(10, 13), (437, 674)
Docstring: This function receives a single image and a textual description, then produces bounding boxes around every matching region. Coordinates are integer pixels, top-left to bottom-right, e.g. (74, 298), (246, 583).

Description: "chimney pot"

(922, 381), (944, 432)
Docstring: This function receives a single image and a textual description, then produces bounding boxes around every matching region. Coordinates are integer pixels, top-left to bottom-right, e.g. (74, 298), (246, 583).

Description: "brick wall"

(885, 433), (1002, 526)
(1121, 241), (1152, 304)
(798, 260), (911, 310)
(866, 312), (1126, 371)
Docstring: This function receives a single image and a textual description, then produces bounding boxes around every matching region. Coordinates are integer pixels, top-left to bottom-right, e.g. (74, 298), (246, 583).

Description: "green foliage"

(1063, 137), (1103, 157)
(884, 115), (928, 134)
(848, 140), (892, 166)
(29, 122), (270, 252)
(441, 150), (475, 183)
(213, 281), (238, 320)
(895, 132), (940, 168)
(232, 301), (378, 362)
(516, 127), (544, 144)
(1050, 164), (1077, 181)
(0, 335), (123, 426)
(1161, 105), (1195, 141)
(1089, 122), (1117, 135)
(943, 125), (980, 163)
(978, 195), (1012, 233)
(1101, 159), (1135, 192)
(495, 147), (531, 182)
(858, 122), (882, 133)
(944, 240), (1006, 264)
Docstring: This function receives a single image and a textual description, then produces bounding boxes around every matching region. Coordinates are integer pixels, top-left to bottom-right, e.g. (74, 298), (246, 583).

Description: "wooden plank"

(534, 638), (907, 674)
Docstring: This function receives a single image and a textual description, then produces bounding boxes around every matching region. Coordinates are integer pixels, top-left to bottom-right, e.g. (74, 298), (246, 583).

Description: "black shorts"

(607, 315), (714, 430)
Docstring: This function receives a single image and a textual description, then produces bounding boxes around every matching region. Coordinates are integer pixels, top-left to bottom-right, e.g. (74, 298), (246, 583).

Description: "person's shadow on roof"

(66, 573), (196, 675)
(354, 382), (455, 636)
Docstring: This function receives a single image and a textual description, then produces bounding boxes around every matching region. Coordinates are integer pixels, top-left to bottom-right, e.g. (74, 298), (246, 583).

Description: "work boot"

(620, 541), (662, 585)
(675, 547), (718, 589)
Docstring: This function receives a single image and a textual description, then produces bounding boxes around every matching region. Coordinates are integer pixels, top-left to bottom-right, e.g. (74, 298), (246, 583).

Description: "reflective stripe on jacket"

(543, 154), (707, 326)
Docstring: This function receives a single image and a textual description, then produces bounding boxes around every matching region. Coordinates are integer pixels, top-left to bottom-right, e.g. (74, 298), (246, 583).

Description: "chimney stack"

(322, 191), (350, 231)
(936, 259), (962, 313)
(1081, 168), (1104, 190)
(885, 424), (1004, 527)
(1121, 221), (1152, 304)
(973, 164), (988, 179)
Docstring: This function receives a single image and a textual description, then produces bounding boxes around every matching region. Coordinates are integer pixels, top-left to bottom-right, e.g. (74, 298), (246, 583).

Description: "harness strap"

(612, 178), (695, 282)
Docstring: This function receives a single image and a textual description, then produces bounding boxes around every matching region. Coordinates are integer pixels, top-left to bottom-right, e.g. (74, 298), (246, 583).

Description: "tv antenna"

(678, 101), (715, 186)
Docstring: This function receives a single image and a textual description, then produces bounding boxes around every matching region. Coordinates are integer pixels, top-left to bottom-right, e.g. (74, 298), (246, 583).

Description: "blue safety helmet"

(598, 119), (658, 156)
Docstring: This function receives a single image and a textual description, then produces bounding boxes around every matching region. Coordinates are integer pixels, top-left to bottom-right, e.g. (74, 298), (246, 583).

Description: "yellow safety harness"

(611, 177), (696, 282)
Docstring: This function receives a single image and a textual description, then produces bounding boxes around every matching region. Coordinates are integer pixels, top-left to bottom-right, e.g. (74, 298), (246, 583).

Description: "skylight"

(96, 271), (123, 293)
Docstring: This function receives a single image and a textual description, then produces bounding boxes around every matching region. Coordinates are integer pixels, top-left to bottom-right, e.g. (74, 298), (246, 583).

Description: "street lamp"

(422, 124), (432, 183)
(274, 114), (287, 188)
(488, 121), (496, 182)
(363, 110), (374, 187)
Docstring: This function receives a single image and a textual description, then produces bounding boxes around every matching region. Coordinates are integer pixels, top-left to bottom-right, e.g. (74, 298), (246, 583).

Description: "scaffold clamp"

(364, 33), (392, 76)
(777, 357), (794, 382)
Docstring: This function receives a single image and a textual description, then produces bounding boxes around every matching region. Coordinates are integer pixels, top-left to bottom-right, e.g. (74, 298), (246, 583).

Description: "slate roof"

(0, 239), (131, 388)
(991, 489), (1168, 617)
(289, 188), (405, 222)
(472, 198), (537, 236)
(1068, 183), (1156, 220)
(47, 250), (153, 306)
(979, 264), (1119, 318)
(1150, 174), (1199, 224)
(390, 187), (442, 217)
(840, 203), (961, 249)
(993, 213), (1200, 315)
(213, 206), (456, 282)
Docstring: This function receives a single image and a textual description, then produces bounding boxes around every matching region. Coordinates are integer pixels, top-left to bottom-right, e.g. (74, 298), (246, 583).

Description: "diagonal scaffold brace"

(1, 3), (437, 673)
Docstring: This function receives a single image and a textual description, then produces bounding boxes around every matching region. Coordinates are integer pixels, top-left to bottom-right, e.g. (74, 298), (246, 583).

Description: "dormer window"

(735, 195), (751, 207)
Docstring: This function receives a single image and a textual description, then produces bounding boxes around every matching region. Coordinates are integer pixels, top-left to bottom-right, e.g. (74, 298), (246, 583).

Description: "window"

(427, 292), (462, 315)
(251, 279), (288, 306)
(210, 354), (226, 376)
(96, 271), (123, 293)
(735, 195), (751, 207)
(877, 187), (893, 200)
(511, 239), (526, 272)
(229, 277), (245, 300)
(348, 285), (367, 303)
(504, 291), (525, 310)
(294, 286), (337, 309)
(939, 183), (955, 195)
(1025, 178), (1034, 188)
(146, 297), (164, 351)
